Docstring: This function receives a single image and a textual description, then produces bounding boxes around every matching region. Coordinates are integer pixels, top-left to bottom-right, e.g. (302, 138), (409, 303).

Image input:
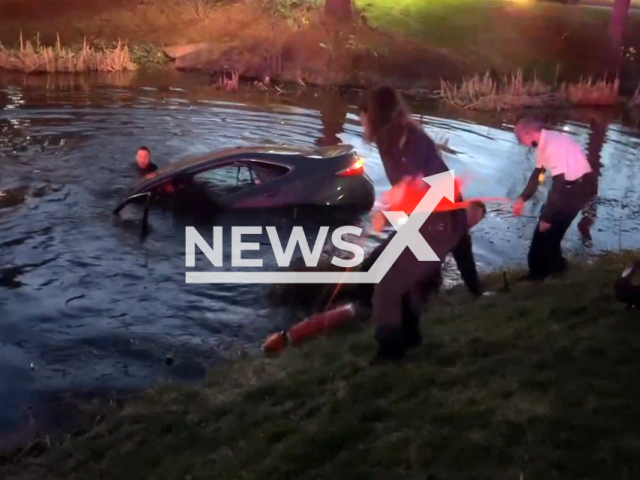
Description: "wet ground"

(1, 70), (640, 440)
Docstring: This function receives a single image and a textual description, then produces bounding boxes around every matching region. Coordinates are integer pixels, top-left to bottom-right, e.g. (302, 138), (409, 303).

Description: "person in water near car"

(357, 85), (485, 362)
(135, 146), (158, 174)
(513, 117), (594, 282)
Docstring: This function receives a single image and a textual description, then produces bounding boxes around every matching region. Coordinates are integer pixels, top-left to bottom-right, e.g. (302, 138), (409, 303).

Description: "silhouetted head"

(136, 146), (151, 169)
(358, 85), (411, 146)
(466, 201), (486, 229)
(514, 117), (544, 148)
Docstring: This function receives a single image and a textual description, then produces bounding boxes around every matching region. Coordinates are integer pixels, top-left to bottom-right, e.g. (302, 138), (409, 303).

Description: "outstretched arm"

(519, 167), (545, 202)
(513, 167), (544, 216)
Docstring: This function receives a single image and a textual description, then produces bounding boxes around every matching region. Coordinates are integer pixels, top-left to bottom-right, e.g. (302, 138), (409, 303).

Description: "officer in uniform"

(513, 117), (594, 281)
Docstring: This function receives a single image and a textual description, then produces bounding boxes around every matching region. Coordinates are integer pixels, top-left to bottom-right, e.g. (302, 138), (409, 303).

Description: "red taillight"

(336, 157), (364, 176)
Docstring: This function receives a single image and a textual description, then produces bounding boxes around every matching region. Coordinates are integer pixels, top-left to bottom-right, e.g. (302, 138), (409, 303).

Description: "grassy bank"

(2, 250), (640, 479)
(358, 0), (640, 75)
(591, 0), (640, 4)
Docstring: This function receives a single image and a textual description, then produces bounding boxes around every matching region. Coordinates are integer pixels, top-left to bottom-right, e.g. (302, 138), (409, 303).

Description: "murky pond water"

(1, 70), (640, 440)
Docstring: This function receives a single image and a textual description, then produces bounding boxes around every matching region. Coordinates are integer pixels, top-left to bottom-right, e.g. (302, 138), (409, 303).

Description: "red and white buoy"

(262, 303), (357, 354)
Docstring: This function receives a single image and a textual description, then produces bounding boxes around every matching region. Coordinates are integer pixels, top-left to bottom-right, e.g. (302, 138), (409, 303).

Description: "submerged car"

(113, 144), (376, 221)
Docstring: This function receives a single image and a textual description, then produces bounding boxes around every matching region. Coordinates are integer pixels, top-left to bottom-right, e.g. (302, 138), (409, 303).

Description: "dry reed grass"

(439, 69), (622, 110)
(0, 33), (137, 73)
(558, 76), (620, 106)
(217, 70), (240, 91)
(629, 84), (640, 108)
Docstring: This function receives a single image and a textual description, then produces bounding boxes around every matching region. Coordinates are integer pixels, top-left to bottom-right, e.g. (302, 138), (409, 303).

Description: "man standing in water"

(135, 146), (158, 174)
(513, 117), (594, 282)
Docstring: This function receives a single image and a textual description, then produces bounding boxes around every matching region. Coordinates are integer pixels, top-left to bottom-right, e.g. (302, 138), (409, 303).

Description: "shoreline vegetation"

(439, 70), (630, 110)
(1, 250), (640, 479)
(0, 34), (138, 73)
(1, 0), (640, 109)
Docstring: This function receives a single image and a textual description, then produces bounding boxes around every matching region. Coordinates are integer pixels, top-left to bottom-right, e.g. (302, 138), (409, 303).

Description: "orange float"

(262, 303), (357, 354)
(288, 303), (356, 345)
(262, 331), (288, 353)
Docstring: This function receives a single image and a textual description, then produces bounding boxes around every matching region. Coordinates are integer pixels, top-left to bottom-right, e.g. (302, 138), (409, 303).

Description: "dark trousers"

(371, 209), (468, 359)
(527, 177), (594, 279)
(359, 235), (443, 350)
(359, 223), (480, 303)
(528, 215), (575, 278)
(450, 232), (482, 296)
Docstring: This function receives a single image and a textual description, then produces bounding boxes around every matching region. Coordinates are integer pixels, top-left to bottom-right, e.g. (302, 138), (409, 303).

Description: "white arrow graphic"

(185, 170), (455, 284)
(366, 170), (455, 283)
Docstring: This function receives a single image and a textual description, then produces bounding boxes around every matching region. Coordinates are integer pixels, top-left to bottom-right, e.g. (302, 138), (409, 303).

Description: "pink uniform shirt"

(535, 129), (592, 181)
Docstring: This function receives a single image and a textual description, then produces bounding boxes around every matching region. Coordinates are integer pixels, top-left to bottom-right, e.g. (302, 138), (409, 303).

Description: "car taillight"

(335, 157), (364, 176)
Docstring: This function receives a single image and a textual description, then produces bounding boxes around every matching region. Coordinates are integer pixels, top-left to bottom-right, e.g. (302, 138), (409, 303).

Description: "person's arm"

(518, 167), (545, 202)
(518, 146), (546, 202)
(381, 157), (404, 187)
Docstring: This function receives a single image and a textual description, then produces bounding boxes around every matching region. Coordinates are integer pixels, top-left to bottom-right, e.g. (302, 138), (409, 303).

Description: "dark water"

(1, 71), (640, 440)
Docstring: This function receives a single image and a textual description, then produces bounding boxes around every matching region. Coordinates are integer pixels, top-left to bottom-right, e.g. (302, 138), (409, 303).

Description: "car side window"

(246, 160), (290, 185)
(192, 160), (290, 196)
(192, 164), (254, 197)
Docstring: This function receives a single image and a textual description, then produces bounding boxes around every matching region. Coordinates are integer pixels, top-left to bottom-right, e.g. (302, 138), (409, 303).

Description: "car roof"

(159, 144), (354, 174)
(116, 144), (357, 205)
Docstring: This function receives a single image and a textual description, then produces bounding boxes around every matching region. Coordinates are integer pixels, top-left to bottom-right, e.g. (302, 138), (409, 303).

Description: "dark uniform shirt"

(139, 162), (158, 174)
(378, 121), (449, 187)
(376, 120), (483, 296)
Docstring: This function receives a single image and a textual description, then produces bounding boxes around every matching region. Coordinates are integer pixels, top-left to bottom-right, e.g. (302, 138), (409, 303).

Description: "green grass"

(2, 250), (640, 480)
(586, 0), (640, 5)
(356, 0), (640, 79)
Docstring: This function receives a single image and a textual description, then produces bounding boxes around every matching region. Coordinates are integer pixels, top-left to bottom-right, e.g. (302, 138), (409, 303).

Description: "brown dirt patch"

(162, 6), (467, 88)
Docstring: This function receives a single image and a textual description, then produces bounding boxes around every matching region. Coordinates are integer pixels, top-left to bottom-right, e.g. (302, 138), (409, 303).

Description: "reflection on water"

(577, 114), (609, 246)
(1, 71), (640, 440)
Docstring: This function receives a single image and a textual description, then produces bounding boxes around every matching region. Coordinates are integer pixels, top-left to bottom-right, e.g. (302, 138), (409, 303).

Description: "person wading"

(357, 85), (483, 362)
(135, 146), (158, 174)
(513, 117), (594, 282)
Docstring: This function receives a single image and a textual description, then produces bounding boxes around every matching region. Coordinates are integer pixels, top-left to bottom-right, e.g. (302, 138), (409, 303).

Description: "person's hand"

(539, 221), (551, 232)
(371, 211), (387, 232)
(512, 197), (524, 216)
